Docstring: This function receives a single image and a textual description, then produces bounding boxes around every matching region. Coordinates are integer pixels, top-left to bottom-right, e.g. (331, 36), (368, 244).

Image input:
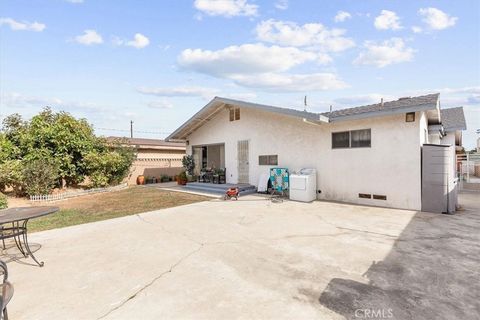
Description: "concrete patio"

(4, 192), (480, 319)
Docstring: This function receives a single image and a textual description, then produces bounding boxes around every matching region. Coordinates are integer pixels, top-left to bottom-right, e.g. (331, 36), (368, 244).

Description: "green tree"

(0, 192), (7, 209)
(22, 156), (60, 196)
(0, 108), (136, 195)
(84, 139), (136, 187)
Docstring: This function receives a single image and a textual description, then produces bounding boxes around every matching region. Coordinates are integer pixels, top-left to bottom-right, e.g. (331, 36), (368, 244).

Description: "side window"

(332, 131), (350, 148)
(332, 129), (371, 149)
(259, 155), (278, 165)
(351, 129), (371, 148)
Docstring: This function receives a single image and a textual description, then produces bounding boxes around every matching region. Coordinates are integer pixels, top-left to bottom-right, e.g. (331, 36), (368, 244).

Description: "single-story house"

(166, 94), (466, 211)
(106, 137), (186, 184)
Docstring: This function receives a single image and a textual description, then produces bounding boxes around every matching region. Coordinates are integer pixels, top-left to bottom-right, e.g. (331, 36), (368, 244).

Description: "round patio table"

(0, 206), (58, 267)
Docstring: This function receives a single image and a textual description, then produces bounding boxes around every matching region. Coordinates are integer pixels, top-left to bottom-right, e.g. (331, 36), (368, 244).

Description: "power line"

(94, 127), (172, 135)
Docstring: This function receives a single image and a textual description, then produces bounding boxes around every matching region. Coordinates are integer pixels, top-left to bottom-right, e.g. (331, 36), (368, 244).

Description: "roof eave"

(166, 97), (224, 141)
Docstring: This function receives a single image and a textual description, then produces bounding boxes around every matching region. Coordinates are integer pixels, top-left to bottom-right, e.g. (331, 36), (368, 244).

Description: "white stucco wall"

(187, 108), (423, 210)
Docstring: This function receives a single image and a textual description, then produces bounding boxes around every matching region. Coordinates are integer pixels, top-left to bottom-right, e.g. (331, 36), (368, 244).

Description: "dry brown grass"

(29, 186), (212, 232)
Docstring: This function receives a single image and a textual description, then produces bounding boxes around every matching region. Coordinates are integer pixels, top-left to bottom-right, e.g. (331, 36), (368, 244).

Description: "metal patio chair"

(0, 260), (13, 320)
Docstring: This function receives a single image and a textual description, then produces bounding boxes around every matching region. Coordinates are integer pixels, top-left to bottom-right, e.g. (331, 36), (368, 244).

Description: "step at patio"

(184, 182), (257, 196)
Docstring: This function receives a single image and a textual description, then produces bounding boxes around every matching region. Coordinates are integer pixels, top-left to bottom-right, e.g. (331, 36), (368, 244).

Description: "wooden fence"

(29, 183), (128, 202)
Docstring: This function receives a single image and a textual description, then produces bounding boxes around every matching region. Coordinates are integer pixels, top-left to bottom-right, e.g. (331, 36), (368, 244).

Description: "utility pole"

(130, 120), (134, 138)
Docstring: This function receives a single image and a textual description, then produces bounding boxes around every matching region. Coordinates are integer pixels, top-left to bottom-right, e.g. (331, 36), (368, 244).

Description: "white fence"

(30, 183), (128, 202)
(456, 153), (480, 185)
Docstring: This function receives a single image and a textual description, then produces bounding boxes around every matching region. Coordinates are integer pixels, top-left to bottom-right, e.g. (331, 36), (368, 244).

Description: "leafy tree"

(19, 108), (101, 185)
(0, 192), (7, 209)
(0, 160), (23, 195)
(84, 145), (135, 188)
(22, 156), (60, 196)
(0, 108), (136, 195)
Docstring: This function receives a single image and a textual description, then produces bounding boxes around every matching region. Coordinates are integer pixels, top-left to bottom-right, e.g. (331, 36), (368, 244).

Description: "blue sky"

(1, 0), (479, 148)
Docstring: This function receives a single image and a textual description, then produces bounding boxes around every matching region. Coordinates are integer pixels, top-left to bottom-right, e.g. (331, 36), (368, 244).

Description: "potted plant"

(182, 155), (195, 180)
(177, 171), (188, 185)
(137, 175), (145, 185)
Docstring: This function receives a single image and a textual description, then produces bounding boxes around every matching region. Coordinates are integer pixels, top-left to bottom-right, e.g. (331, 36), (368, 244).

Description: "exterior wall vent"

(373, 194), (387, 200)
(359, 193), (372, 199)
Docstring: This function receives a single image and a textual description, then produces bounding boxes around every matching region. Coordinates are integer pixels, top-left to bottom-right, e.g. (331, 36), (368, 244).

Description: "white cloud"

(418, 7), (457, 30)
(0, 92), (105, 113)
(229, 72), (348, 92)
(65, 0), (84, 3)
(147, 100), (174, 109)
(113, 33), (150, 49)
(275, 0), (288, 10)
(317, 53), (333, 65)
(412, 26), (422, 33)
(138, 86), (219, 99)
(436, 87), (480, 95)
(0, 17), (46, 32)
(374, 10), (402, 30)
(126, 33), (150, 48)
(354, 38), (414, 68)
(255, 19), (355, 52)
(194, 0), (258, 17)
(177, 43), (346, 92)
(74, 29), (103, 45)
(334, 93), (395, 106)
(178, 43), (317, 76)
(224, 92), (257, 100)
(334, 11), (352, 23)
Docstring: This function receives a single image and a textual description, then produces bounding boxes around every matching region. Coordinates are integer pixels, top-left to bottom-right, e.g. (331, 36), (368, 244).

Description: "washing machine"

(289, 168), (317, 202)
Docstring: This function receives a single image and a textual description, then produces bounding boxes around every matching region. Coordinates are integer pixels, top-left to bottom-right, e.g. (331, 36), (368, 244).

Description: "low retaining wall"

(127, 159), (184, 185)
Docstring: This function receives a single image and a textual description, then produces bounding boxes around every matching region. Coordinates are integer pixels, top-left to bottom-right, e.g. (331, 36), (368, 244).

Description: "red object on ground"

(224, 187), (239, 200)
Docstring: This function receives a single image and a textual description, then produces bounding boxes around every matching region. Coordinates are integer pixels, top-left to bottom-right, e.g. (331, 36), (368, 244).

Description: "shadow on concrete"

(1, 240), (43, 267)
(318, 192), (480, 319)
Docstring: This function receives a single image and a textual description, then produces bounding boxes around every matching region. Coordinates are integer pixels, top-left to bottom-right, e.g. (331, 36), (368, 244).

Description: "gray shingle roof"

(321, 93), (440, 120)
(441, 107), (467, 131)
(166, 93), (442, 141)
(215, 97), (322, 122)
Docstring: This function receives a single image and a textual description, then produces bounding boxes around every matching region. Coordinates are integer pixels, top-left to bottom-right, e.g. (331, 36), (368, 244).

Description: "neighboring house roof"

(440, 107), (467, 131)
(106, 136), (185, 149)
(166, 94), (440, 141)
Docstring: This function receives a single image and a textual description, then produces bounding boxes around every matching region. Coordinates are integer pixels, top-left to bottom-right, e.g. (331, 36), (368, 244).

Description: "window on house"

(229, 107), (240, 121)
(332, 129), (371, 149)
(351, 129), (371, 148)
(332, 131), (350, 148)
(406, 112), (415, 122)
(259, 155), (278, 165)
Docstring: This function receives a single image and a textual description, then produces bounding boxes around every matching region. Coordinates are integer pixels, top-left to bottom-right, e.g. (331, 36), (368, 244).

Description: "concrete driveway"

(5, 192), (480, 319)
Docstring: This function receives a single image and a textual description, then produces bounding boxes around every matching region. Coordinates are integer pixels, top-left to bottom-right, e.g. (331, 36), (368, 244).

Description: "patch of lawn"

(29, 186), (212, 232)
